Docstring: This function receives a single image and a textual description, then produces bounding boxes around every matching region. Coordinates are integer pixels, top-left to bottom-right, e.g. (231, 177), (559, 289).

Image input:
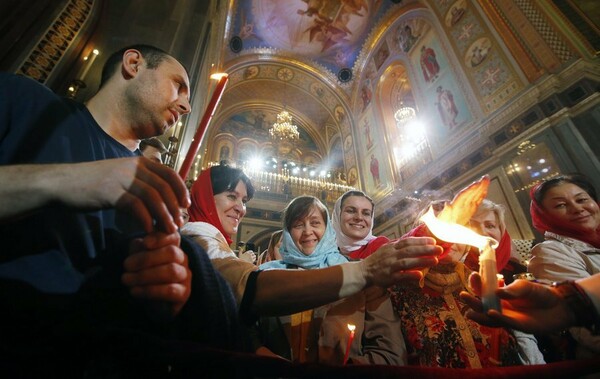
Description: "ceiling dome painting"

(234, 0), (395, 76)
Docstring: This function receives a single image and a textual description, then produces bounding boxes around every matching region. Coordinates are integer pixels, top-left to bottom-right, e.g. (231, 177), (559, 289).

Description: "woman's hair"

(532, 173), (597, 206)
(267, 230), (283, 254)
(340, 190), (374, 212)
(473, 199), (507, 235)
(210, 163), (255, 200)
(283, 196), (328, 232)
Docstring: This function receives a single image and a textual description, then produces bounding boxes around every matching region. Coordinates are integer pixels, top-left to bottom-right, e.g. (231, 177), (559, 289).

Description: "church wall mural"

(346, 0), (532, 192)
(411, 29), (472, 145)
(353, 13), (474, 197)
(429, 0), (524, 114)
(358, 107), (392, 197)
(214, 137), (235, 162)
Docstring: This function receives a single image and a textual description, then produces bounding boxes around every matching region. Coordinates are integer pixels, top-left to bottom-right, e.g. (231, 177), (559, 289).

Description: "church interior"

(2, 0), (598, 252)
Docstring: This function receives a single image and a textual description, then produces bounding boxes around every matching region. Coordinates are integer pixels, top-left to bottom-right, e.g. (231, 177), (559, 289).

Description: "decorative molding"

(17, 0), (94, 83)
(518, 0), (576, 63)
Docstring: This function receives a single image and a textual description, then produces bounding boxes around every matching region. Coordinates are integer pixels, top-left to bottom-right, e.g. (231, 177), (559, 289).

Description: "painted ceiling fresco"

(231, 0), (398, 79)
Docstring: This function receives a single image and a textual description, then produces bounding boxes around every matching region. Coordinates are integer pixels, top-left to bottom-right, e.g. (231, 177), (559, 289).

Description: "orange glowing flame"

(210, 73), (228, 80)
(419, 207), (498, 250)
(420, 203), (502, 312)
(347, 324), (356, 332)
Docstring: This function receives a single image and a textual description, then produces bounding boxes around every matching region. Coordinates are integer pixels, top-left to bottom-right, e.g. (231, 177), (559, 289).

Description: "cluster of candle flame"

(419, 207), (498, 251)
(420, 205), (502, 312)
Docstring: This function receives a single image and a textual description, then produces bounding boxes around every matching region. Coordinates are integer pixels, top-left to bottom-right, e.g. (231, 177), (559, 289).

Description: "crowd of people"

(1, 44), (599, 376)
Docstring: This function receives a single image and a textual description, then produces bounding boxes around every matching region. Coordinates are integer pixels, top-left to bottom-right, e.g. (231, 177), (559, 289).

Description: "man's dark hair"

(98, 44), (171, 89)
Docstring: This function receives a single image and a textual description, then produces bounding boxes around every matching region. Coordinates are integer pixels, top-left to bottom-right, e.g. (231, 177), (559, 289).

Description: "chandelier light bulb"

(394, 106), (416, 127)
(270, 110), (300, 141)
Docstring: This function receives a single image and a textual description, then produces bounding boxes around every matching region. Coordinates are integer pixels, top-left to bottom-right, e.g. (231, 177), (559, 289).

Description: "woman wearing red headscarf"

(462, 199), (525, 283)
(529, 174), (600, 277)
(181, 164), (257, 304)
(528, 173), (600, 360)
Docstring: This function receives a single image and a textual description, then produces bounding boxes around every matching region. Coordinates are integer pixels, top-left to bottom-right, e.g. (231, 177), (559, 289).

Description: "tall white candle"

(479, 240), (501, 312)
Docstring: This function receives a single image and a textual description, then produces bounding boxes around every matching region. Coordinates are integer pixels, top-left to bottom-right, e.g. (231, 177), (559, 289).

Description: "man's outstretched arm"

(0, 158), (190, 233)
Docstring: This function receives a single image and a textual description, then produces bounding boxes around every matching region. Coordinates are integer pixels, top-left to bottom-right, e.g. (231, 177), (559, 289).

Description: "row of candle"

(245, 170), (353, 191)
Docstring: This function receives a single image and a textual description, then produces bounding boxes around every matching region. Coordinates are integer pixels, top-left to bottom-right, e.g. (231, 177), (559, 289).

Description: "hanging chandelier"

(269, 109), (300, 141)
(394, 106), (416, 129)
(394, 78), (416, 132)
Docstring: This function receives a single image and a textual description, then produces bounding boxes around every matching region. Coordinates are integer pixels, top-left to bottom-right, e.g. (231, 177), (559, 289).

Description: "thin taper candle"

(179, 73), (229, 179)
(343, 324), (356, 365)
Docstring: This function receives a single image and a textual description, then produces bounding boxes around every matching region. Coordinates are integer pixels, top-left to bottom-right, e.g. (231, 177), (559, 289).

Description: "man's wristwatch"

(552, 280), (599, 333)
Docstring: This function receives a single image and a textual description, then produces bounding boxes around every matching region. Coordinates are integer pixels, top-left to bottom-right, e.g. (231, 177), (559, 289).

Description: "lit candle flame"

(421, 205), (502, 311)
(210, 73), (228, 80)
(419, 207), (498, 250)
(343, 324), (356, 364)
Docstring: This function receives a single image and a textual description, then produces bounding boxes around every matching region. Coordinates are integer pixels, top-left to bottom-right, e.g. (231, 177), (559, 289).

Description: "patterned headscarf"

(331, 192), (377, 254)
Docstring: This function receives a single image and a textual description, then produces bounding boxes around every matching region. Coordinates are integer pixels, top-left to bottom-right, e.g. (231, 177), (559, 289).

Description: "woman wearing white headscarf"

(332, 190), (390, 259)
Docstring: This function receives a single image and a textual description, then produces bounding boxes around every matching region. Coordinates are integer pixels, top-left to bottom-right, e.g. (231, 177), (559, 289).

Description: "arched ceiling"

(218, 74), (332, 135)
(209, 0), (416, 162)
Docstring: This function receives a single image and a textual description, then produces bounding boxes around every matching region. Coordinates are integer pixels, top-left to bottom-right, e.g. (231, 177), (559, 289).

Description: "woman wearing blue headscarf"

(257, 196), (406, 365)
